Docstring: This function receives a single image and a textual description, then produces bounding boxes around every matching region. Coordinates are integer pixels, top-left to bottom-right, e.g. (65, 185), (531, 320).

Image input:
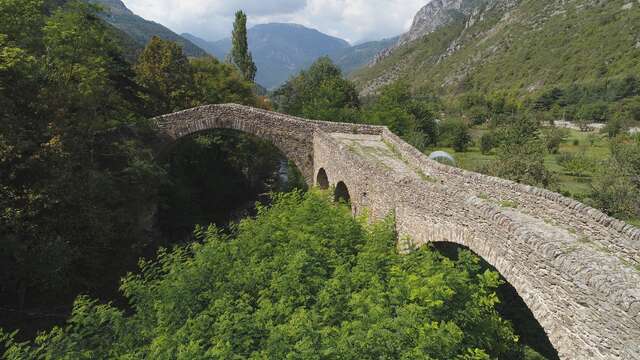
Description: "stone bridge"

(153, 104), (640, 360)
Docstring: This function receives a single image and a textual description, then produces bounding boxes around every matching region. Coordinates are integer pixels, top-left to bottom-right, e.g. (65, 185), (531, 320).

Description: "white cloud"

(122, 0), (427, 43)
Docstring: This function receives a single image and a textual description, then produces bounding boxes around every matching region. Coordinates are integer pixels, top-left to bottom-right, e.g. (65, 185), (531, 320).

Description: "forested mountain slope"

(353, 0), (640, 103)
(87, 0), (207, 57)
(329, 37), (399, 74)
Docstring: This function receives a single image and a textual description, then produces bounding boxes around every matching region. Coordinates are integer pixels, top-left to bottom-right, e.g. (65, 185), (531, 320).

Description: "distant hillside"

(181, 33), (227, 59)
(353, 0), (640, 102)
(87, 0), (207, 57)
(329, 37), (399, 75)
(187, 23), (351, 89)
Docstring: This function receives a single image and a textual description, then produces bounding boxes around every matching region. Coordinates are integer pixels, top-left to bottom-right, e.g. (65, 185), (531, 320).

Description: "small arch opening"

(317, 168), (329, 190)
(334, 181), (351, 204)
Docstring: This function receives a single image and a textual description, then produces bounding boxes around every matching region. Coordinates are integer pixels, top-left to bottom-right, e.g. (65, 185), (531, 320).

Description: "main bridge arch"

(153, 104), (640, 360)
(152, 104), (382, 183)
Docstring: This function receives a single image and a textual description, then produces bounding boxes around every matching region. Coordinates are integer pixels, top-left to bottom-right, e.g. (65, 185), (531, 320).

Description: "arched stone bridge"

(154, 104), (640, 360)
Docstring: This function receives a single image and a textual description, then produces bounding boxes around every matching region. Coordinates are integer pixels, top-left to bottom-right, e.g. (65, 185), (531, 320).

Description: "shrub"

(480, 132), (496, 154)
(542, 128), (568, 154)
(440, 119), (472, 152)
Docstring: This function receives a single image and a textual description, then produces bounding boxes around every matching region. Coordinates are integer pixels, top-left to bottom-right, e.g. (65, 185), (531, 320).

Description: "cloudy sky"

(122, 0), (427, 44)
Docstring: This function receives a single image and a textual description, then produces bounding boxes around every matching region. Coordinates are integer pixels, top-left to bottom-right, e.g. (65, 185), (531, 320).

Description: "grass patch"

(428, 128), (611, 201)
(499, 200), (518, 208)
(417, 169), (437, 183)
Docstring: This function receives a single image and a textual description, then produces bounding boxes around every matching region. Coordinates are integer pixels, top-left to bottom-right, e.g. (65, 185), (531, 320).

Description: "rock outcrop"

(371, 0), (483, 65)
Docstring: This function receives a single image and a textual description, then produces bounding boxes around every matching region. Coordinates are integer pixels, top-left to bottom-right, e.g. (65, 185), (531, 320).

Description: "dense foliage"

(1, 191), (530, 359)
(272, 57), (361, 122)
(590, 134), (640, 220)
(159, 130), (306, 244)
(1, 0), (163, 316)
(0, 0), (258, 334)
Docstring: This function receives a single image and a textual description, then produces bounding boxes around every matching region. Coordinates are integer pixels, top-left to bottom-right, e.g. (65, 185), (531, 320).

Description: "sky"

(122, 0), (428, 44)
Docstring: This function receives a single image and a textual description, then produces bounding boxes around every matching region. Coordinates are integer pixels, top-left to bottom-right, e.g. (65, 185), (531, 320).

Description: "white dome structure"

(428, 151), (456, 165)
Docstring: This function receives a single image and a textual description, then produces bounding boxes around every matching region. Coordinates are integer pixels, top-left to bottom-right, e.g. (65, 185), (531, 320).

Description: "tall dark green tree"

(230, 10), (256, 82)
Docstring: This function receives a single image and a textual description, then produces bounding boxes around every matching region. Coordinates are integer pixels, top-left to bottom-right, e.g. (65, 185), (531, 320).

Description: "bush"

(480, 132), (496, 154)
(603, 115), (628, 138)
(590, 162), (640, 220)
(542, 128), (568, 154)
(440, 119), (472, 152)
(556, 151), (596, 176)
(491, 117), (554, 187)
(468, 105), (490, 125)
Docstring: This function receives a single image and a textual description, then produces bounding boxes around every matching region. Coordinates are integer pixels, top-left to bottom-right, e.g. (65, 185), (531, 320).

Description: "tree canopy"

(0, 0), (258, 334)
(1, 191), (526, 359)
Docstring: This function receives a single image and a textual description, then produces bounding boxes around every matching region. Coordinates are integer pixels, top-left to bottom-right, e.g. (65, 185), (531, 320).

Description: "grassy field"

(429, 127), (611, 200)
(430, 127), (640, 226)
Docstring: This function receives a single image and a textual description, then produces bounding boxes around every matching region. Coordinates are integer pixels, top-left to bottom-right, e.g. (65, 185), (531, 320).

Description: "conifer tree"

(230, 10), (256, 82)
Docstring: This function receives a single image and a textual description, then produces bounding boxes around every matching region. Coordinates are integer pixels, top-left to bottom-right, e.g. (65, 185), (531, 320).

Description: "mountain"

(186, 23), (351, 89)
(352, 0), (640, 99)
(181, 33), (228, 59)
(329, 37), (399, 75)
(87, 0), (207, 57)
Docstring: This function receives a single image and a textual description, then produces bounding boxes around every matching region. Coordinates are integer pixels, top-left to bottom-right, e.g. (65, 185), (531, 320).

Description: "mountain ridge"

(87, 0), (208, 57)
(354, 0), (640, 100)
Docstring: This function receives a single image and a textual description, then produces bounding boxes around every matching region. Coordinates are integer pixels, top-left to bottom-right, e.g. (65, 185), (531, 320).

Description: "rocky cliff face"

(354, 0), (640, 98)
(400, 0), (480, 45)
(371, 0), (504, 65)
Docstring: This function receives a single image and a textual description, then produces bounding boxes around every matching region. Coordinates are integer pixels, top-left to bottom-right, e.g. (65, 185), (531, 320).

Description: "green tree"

(0, 0), (45, 50)
(190, 56), (256, 106)
(230, 10), (256, 82)
(491, 116), (554, 187)
(1, 0), (164, 323)
(135, 36), (195, 115)
(1, 191), (526, 359)
(590, 135), (640, 220)
(440, 119), (472, 152)
(273, 57), (360, 122)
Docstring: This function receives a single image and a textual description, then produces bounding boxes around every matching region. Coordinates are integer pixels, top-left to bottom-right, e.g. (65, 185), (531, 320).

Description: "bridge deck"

(329, 133), (427, 182)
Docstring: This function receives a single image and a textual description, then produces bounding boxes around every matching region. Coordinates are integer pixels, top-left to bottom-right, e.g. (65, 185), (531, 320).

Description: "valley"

(1, 0), (639, 359)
